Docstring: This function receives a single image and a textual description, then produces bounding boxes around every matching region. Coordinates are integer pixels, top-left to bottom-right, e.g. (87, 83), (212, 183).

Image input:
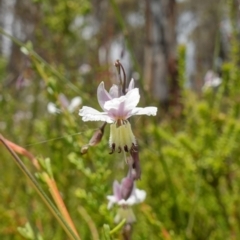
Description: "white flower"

(47, 94), (82, 114)
(47, 102), (61, 114)
(107, 177), (146, 224)
(107, 179), (146, 209)
(79, 79), (157, 152)
(202, 70), (222, 90)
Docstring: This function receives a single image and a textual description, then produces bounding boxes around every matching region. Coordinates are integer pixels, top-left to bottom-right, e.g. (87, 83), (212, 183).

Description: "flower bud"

(81, 123), (106, 154)
(88, 129), (103, 146)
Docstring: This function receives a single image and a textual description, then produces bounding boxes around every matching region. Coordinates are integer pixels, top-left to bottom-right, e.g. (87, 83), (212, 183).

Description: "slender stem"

(0, 135), (80, 240)
(78, 206), (99, 240)
(109, 219), (126, 235)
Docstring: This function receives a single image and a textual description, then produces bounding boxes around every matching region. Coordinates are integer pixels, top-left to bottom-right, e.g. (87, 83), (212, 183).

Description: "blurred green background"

(1, 0), (240, 239)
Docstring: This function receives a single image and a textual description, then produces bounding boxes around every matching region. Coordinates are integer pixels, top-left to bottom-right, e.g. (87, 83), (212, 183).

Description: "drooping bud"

(81, 123), (106, 154)
(88, 129), (103, 146)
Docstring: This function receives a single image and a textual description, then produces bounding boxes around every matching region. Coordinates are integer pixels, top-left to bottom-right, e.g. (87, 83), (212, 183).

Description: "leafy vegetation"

(1, 0), (240, 239)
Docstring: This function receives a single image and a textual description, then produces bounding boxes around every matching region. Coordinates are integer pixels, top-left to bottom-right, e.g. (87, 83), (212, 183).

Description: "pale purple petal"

(104, 96), (126, 111)
(113, 180), (121, 200)
(59, 94), (69, 108)
(104, 88), (140, 120)
(79, 106), (113, 123)
(127, 78), (135, 91)
(103, 96), (127, 119)
(97, 82), (112, 110)
(109, 84), (119, 98)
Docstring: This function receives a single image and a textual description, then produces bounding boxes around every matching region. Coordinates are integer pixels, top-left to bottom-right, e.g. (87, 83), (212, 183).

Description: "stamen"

(109, 150), (114, 154)
(109, 121), (136, 154)
(109, 143), (115, 154)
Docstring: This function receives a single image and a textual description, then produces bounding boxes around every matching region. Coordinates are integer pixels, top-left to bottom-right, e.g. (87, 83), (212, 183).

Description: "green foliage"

(2, 1), (240, 239)
(18, 222), (43, 240)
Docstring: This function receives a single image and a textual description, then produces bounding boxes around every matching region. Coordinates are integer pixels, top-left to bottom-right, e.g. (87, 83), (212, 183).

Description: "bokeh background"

(1, 0), (240, 239)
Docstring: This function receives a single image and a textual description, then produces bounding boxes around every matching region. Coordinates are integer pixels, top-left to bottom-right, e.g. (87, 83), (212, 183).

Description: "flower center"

(109, 120), (137, 153)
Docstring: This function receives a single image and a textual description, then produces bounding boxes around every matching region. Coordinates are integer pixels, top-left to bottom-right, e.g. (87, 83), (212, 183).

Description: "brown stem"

(1, 137), (40, 170)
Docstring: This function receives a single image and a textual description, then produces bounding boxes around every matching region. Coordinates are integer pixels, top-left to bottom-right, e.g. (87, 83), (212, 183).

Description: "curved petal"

(134, 189), (147, 202)
(113, 180), (121, 200)
(107, 195), (117, 209)
(109, 84), (119, 98)
(130, 106), (158, 117)
(102, 95), (125, 120)
(124, 189), (146, 205)
(116, 187), (146, 206)
(106, 99), (128, 120)
(79, 106), (113, 123)
(124, 88), (140, 111)
(97, 82), (112, 110)
(104, 88), (140, 119)
(104, 96), (126, 110)
(127, 78), (135, 91)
